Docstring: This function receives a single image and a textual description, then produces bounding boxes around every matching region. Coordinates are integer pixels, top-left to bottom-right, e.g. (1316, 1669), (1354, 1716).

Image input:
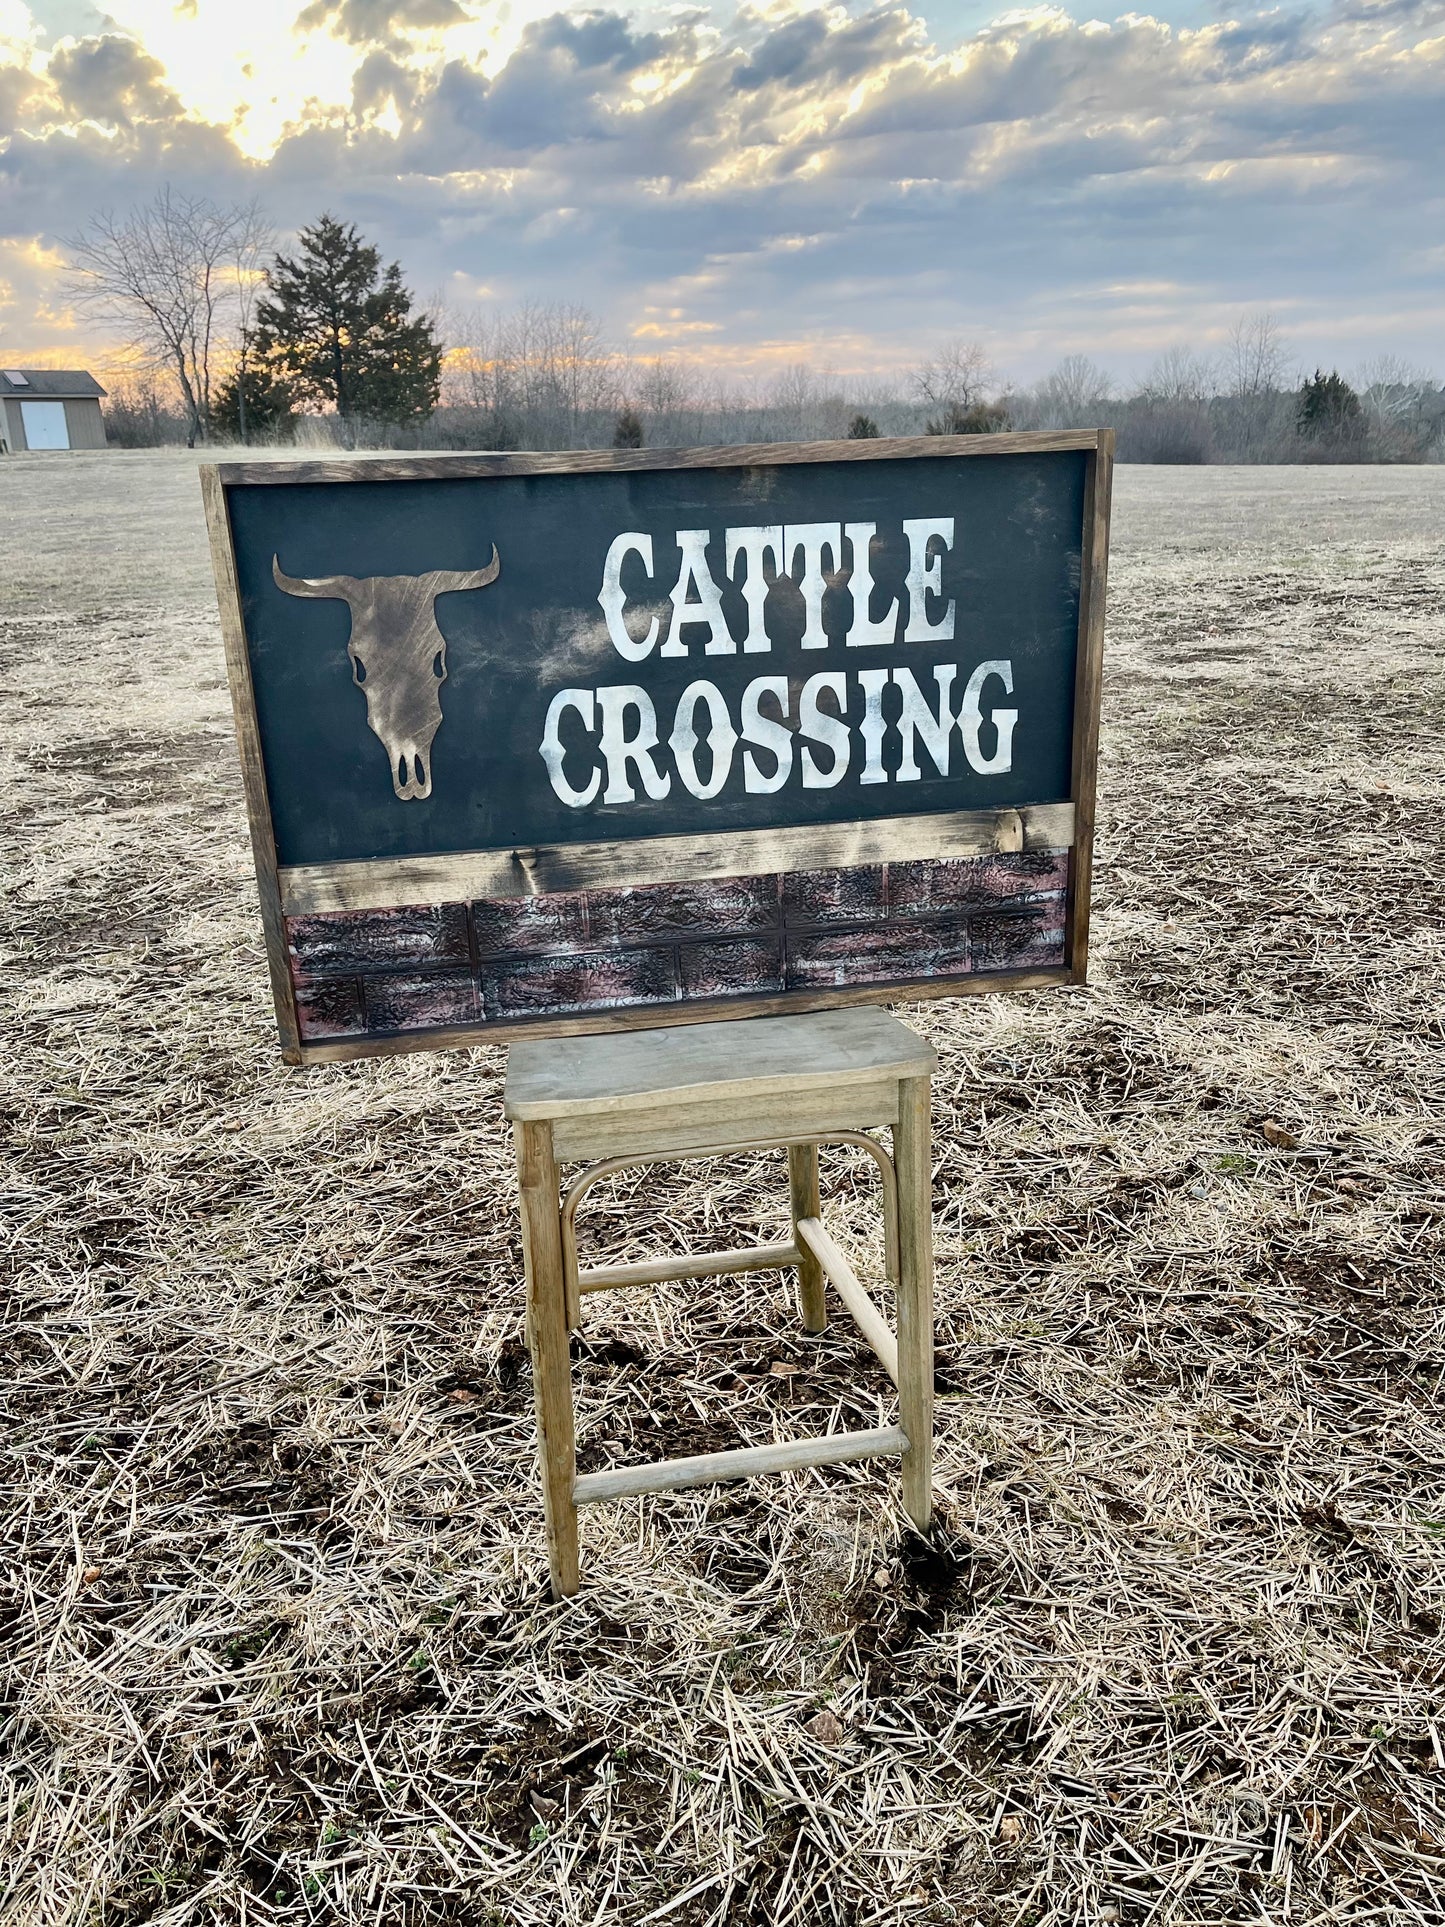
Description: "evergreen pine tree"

(1297, 370), (1364, 443)
(253, 215), (441, 429)
(211, 362), (297, 442)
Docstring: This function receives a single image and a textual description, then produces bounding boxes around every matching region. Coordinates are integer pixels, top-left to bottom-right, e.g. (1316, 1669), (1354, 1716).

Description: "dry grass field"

(3, 453), (1444, 1927)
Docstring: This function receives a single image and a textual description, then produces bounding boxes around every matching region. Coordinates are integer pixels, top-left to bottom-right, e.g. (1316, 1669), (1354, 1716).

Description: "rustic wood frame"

(202, 429), (1112, 1064)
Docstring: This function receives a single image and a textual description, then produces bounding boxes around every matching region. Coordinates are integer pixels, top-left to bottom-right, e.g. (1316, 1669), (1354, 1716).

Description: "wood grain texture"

(577, 1241), (802, 1293)
(894, 1073), (935, 1533)
(572, 1424), (911, 1505)
(514, 1120), (580, 1598)
(217, 429), (1108, 489)
(1066, 432), (1113, 984)
(549, 1082), (902, 1163)
(789, 1146), (827, 1334)
(796, 1216), (899, 1387)
(505, 1005), (935, 1119)
(277, 805), (1072, 915)
(200, 465), (303, 1062)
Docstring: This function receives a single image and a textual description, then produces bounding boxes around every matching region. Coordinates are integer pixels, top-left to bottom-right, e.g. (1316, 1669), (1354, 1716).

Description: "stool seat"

(505, 1007), (936, 1121)
(506, 1008), (937, 1162)
(506, 1006), (938, 1597)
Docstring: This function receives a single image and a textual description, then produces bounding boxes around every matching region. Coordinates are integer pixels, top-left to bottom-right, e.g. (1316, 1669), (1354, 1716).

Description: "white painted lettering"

(725, 525), (782, 653)
(894, 664), (957, 781)
(539, 687), (602, 808)
(740, 675), (793, 794)
(856, 667), (890, 785)
(785, 523), (842, 650)
(663, 529), (732, 657)
(844, 523), (900, 647)
(669, 680), (739, 800)
(903, 516), (955, 643)
(598, 685), (671, 801)
(960, 658), (1017, 774)
(800, 671), (851, 787)
(598, 532), (659, 661)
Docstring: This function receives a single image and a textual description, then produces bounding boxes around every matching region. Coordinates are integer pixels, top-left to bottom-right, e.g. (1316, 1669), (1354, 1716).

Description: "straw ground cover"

(3, 455), (1443, 1926)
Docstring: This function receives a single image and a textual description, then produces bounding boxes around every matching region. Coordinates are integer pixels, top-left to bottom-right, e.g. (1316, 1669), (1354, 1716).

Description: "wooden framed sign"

(202, 431), (1111, 1064)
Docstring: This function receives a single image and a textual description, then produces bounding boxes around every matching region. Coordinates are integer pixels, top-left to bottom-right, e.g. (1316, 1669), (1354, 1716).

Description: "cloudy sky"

(2, 0), (1442, 383)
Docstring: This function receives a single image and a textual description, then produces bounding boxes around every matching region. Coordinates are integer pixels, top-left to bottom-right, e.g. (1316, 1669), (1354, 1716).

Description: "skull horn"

(430, 546), (501, 593)
(272, 555), (357, 600)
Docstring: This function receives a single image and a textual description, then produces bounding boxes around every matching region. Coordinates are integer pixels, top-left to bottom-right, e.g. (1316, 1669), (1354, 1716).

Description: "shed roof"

(0, 369), (107, 399)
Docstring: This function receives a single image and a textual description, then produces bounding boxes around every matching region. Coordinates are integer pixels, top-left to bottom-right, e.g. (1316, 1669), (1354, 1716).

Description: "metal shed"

(0, 369), (108, 452)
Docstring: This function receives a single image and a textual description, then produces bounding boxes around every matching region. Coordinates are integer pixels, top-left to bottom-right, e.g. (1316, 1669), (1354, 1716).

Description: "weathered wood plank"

(1067, 432), (1113, 982)
(277, 805), (1071, 916)
(895, 1074), (935, 1533)
(789, 1146), (827, 1334)
(550, 1083), (901, 1163)
(216, 429), (1107, 489)
(200, 466), (303, 1061)
(578, 1241), (802, 1293)
(514, 1120), (580, 1598)
(572, 1423), (911, 1505)
(796, 1216), (899, 1386)
(506, 1005), (934, 1119)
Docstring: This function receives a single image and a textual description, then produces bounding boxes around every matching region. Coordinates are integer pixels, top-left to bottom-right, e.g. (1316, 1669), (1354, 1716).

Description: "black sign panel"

(204, 435), (1110, 1062)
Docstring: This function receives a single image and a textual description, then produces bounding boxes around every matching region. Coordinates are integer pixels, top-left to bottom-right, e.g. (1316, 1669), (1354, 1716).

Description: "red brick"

(287, 904), (469, 972)
(487, 945), (677, 1016)
(292, 973), (366, 1040)
(679, 938), (784, 998)
(783, 866), (887, 924)
(888, 851), (1070, 915)
(588, 874), (778, 942)
(970, 905), (1067, 974)
(473, 891), (588, 956)
(787, 917), (973, 989)
(363, 970), (480, 1033)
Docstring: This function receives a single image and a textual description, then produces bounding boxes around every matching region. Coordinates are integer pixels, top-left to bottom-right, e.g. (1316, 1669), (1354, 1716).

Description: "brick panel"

(889, 850), (1069, 916)
(487, 944), (678, 1017)
(970, 904), (1067, 974)
(783, 865), (887, 924)
(288, 902), (471, 972)
(787, 917), (973, 989)
(284, 846), (1073, 1041)
(472, 891), (588, 956)
(588, 874), (777, 942)
(291, 972), (366, 1039)
(679, 937), (785, 998)
(364, 969), (480, 1034)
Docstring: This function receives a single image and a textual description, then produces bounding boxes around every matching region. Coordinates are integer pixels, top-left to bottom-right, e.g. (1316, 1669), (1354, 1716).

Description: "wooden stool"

(504, 1007), (938, 1598)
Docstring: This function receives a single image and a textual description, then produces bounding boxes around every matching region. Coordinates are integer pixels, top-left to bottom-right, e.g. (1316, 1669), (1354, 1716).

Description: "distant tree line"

(67, 191), (1445, 463)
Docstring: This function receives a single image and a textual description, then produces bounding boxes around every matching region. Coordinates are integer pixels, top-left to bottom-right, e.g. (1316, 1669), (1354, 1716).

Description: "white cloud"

(2, 0), (1442, 374)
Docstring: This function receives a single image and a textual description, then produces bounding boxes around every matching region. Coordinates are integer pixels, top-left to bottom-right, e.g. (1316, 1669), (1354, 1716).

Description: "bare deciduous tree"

(1031, 354), (1113, 427)
(68, 188), (267, 445)
(1226, 312), (1286, 399)
(912, 339), (994, 414)
(1136, 345), (1215, 404)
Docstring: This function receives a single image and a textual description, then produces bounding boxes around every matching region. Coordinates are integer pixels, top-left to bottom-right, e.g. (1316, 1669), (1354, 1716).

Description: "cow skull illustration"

(272, 550), (501, 800)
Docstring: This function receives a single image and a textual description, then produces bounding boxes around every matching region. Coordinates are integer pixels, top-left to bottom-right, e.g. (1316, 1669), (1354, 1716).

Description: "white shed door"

(20, 400), (70, 449)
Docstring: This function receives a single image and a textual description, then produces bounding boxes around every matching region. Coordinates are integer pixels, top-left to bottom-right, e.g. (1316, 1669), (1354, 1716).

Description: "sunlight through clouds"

(6, 0), (1445, 372)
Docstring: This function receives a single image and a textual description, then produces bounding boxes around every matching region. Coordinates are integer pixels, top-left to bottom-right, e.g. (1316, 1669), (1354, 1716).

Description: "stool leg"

(894, 1075), (935, 1533)
(515, 1120), (580, 1598)
(788, 1143), (828, 1334)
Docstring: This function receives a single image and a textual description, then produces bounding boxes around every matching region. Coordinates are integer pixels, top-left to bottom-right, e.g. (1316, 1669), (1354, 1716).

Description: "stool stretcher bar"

(795, 1216), (900, 1388)
(578, 1240), (803, 1294)
(573, 1423), (910, 1505)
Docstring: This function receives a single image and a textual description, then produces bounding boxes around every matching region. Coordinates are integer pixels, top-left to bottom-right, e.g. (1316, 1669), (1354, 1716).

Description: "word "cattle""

(597, 517), (956, 656)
